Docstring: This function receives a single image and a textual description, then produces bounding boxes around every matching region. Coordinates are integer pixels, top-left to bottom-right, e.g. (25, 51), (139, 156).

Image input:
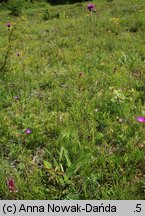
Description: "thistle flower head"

(7, 178), (16, 193)
(87, 3), (96, 12)
(136, 116), (145, 123)
(6, 22), (11, 28)
(25, 128), (32, 134)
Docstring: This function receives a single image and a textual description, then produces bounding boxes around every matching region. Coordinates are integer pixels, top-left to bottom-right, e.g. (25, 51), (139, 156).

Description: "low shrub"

(7, 0), (25, 16)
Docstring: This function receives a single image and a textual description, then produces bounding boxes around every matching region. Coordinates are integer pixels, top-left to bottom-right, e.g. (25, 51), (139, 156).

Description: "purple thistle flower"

(6, 23), (11, 28)
(87, 3), (96, 12)
(136, 116), (145, 123)
(7, 178), (16, 193)
(25, 128), (32, 134)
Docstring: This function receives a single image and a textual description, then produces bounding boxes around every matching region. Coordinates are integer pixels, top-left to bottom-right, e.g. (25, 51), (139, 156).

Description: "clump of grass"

(43, 9), (60, 20)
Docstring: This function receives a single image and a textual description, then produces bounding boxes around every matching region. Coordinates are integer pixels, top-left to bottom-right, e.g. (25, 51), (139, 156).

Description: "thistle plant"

(87, 3), (96, 38)
(86, 3), (97, 87)
(0, 23), (15, 77)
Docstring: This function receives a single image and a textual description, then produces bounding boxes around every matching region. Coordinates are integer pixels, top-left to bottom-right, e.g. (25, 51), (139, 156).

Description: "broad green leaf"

(43, 160), (52, 170)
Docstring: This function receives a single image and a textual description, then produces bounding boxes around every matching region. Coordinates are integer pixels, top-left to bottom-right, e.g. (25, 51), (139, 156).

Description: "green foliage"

(43, 9), (60, 20)
(7, 0), (25, 16)
(48, 0), (88, 5)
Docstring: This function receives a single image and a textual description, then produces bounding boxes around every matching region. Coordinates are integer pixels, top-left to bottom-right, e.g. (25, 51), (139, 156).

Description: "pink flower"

(14, 96), (19, 100)
(25, 128), (32, 134)
(7, 178), (16, 192)
(136, 116), (145, 123)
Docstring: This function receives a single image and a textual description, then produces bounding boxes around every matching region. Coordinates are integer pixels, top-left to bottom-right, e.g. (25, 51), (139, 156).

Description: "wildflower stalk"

(91, 11), (94, 39)
(90, 8), (96, 39)
(0, 25), (16, 77)
(87, 4), (96, 95)
(19, 52), (27, 94)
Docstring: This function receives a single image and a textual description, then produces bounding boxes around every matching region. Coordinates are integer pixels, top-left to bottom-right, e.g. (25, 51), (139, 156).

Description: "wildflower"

(79, 72), (84, 78)
(110, 17), (119, 21)
(87, 3), (96, 12)
(116, 116), (123, 123)
(7, 178), (16, 193)
(110, 17), (119, 24)
(139, 144), (144, 149)
(6, 22), (11, 29)
(136, 116), (145, 123)
(59, 113), (64, 122)
(25, 128), (32, 134)
(16, 52), (20, 57)
(21, 16), (28, 21)
(14, 96), (19, 100)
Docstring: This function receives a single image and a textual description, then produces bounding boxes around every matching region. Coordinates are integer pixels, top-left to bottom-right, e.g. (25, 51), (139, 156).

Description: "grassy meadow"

(0, 0), (145, 199)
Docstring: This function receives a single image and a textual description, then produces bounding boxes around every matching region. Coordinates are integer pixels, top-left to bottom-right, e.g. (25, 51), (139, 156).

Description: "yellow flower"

(20, 16), (28, 21)
(110, 17), (119, 24)
(11, 22), (16, 25)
